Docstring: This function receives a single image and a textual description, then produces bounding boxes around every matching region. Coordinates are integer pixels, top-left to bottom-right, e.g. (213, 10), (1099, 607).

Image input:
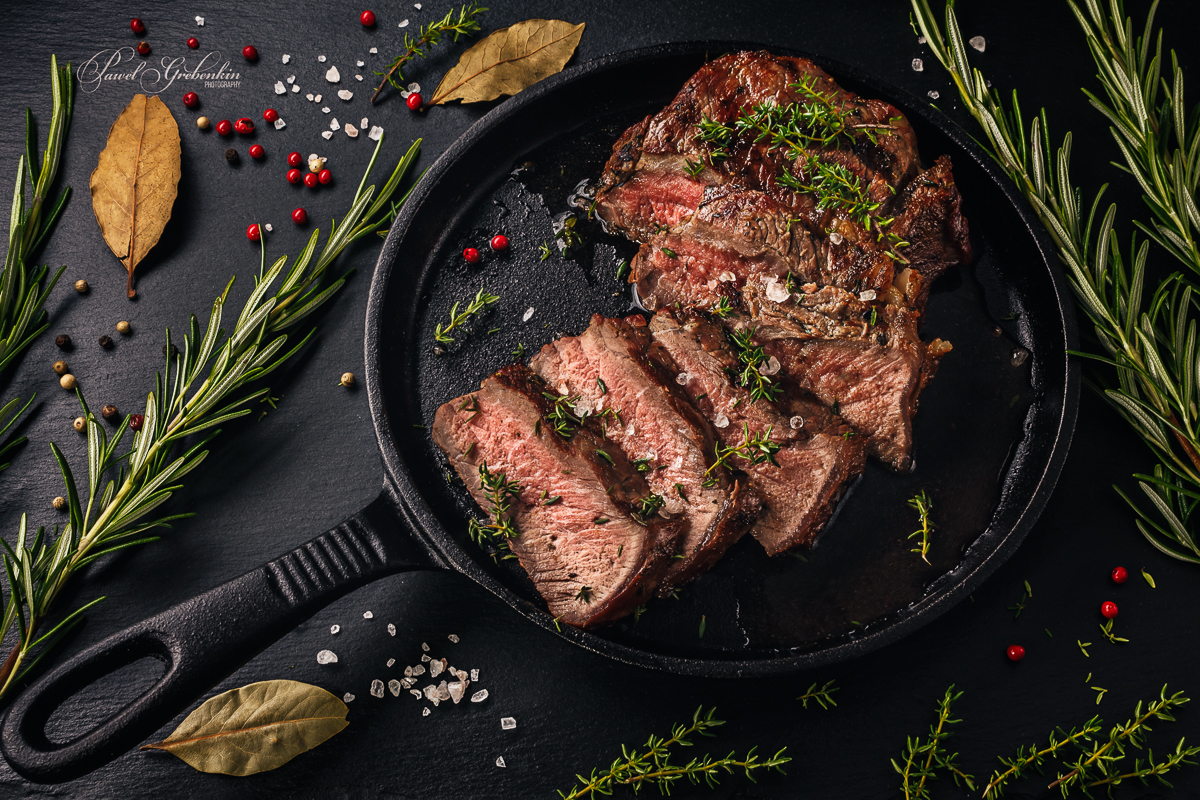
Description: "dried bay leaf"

(429, 19), (585, 106)
(89, 94), (181, 298)
(141, 680), (348, 776)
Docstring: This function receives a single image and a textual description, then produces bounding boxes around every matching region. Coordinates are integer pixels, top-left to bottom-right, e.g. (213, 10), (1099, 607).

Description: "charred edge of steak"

(529, 314), (762, 593)
(648, 308), (866, 553)
(431, 364), (681, 628)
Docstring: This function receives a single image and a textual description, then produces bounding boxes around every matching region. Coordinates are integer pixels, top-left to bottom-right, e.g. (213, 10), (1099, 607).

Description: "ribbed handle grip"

(0, 492), (432, 783)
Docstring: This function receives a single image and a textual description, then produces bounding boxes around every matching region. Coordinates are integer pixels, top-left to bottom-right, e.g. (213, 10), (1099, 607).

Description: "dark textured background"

(0, 0), (1196, 797)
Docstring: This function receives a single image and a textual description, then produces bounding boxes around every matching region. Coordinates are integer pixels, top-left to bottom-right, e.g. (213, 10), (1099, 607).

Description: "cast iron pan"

(1, 42), (1078, 782)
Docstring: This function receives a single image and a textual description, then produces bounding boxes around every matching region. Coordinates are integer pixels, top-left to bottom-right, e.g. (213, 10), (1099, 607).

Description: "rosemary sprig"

(797, 679), (839, 710)
(891, 685), (975, 800)
(982, 717), (1104, 798)
(0, 136), (420, 699)
(557, 706), (790, 799)
(369, 3), (486, 104)
(727, 327), (783, 403)
(906, 490), (935, 564)
(434, 287), (500, 343)
(909, 0), (1200, 563)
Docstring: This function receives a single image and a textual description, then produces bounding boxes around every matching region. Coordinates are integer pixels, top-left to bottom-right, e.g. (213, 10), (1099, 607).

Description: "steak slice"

(432, 364), (681, 627)
(530, 314), (762, 591)
(649, 309), (867, 552)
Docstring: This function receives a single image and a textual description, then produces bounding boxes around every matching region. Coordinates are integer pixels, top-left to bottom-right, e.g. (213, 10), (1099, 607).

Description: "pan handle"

(0, 491), (436, 784)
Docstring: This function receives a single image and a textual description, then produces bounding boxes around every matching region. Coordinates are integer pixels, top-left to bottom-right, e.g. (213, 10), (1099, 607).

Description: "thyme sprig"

(466, 461), (520, 546)
(909, 0), (1200, 563)
(891, 685), (975, 800)
(0, 136), (420, 700)
(797, 679), (839, 710)
(982, 717), (1104, 797)
(434, 287), (500, 343)
(557, 706), (790, 799)
(369, 3), (487, 104)
(906, 490), (935, 564)
(702, 423), (782, 487)
(727, 327), (783, 403)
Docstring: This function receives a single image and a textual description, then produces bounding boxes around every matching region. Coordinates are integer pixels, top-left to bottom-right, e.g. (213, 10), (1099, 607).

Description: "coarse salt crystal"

(316, 649), (338, 665)
(470, 669), (479, 682)
(448, 634), (459, 643)
(388, 679), (402, 697)
(917, 35), (927, 44)
(969, 35), (986, 52)
(523, 307), (535, 322)
(274, 119), (286, 130)
(790, 415), (805, 430)
(928, 90), (940, 100)
(314, 94), (323, 102)
(329, 624), (340, 635)
(287, 75), (296, 84)
(326, 66), (340, 83)
(355, 75), (363, 81)
(859, 289), (877, 301)
(415, 2), (422, 7)
(448, 681), (465, 703)
(357, 60), (365, 67)
(321, 131), (333, 139)
(306, 93), (314, 101)
(421, 642), (430, 651)
(429, 660), (444, 677)
(713, 413), (730, 429)
(404, 666), (413, 677)
(761, 355), (781, 376)
(401, 677), (415, 688)
(388, 623), (396, 636)
(370, 679), (385, 698)
(501, 717), (516, 730)
(330, 118), (340, 131)
(292, 85), (300, 93)
(368, 126), (384, 141)
(274, 81), (287, 95)
(764, 276), (791, 303)
(435, 681), (452, 701)
(343, 692), (355, 702)
(410, 689), (422, 698)
(370, 47), (378, 54)
(282, 54), (291, 64)
(346, 126), (359, 138)
(412, 664), (426, 675)
(912, 58), (924, 72)
(387, 658), (396, 667)
(471, 689), (489, 703)
(423, 686), (441, 706)
(496, 756), (506, 768)
(455, 669), (468, 681)
(718, 270), (736, 282)
(422, 707), (431, 716)
(399, 18), (410, 27)
(338, 89), (353, 100)
(195, 16), (204, 26)
(318, 55), (327, 63)
(363, 610), (373, 619)
(675, 372), (689, 385)
(323, 107), (331, 113)
(829, 232), (844, 245)
(361, 117), (370, 129)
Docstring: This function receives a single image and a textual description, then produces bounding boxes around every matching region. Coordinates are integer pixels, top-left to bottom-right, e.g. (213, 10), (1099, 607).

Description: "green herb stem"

(369, 3), (486, 104)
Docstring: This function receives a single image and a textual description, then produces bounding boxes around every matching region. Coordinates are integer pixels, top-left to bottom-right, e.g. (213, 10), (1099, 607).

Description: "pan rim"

(365, 41), (1080, 678)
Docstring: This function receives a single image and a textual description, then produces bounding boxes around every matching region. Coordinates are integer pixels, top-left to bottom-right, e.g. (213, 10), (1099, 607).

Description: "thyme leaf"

(434, 287), (500, 344)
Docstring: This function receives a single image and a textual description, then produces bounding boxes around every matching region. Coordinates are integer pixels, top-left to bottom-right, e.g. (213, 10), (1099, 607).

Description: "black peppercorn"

(98, 334), (113, 349)
(163, 344), (180, 357)
(101, 404), (119, 421)
(55, 334), (71, 349)
(225, 148), (239, 164)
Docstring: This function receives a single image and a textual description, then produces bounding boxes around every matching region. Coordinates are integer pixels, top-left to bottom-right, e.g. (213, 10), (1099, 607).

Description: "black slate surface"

(0, 0), (1196, 797)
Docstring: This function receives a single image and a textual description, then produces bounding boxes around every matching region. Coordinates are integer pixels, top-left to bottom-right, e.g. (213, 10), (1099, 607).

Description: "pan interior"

(375, 48), (1069, 663)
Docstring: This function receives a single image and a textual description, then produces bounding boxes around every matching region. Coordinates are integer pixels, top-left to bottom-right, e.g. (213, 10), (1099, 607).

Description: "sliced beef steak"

(432, 365), (681, 627)
(649, 309), (866, 551)
(530, 314), (761, 591)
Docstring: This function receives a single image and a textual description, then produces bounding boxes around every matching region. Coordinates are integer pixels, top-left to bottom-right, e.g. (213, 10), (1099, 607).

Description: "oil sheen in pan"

(414, 105), (1034, 658)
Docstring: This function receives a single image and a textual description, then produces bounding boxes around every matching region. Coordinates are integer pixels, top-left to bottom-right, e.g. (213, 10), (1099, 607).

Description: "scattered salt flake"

(675, 372), (689, 385)
(292, 85), (300, 93)
(338, 89), (353, 101)
(314, 94), (323, 102)
(713, 413), (730, 429)
(355, 75), (363, 81)
(470, 669), (479, 682)
(274, 118), (286, 130)
(330, 118), (340, 131)
(388, 679), (402, 697)
(969, 35), (986, 52)
(928, 90), (940, 100)
(274, 81), (287, 95)
(282, 54), (291, 64)
(471, 689), (489, 703)
(306, 93), (314, 101)
(422, 707), (431, 716)
(410, 689), (422, 698)
(399, 19), (410, 27)
(912, 58), (924, 72)
(265, 223), (273, 232)
(404, 666), (413, 677)
(454, 669), (468, 681)
(368, 126), (384, 141)
(323, 107), (330, 114)
(422, 642), (430, 651)
(321, 131), (333, 140)
(287, 75), (296, 84)
(859, 289), (877, 301)
(448, 682), (465, 703)
(318, 55), (327, 63)
(357, 60), (365, 67)
(316, 649), (338, 665)
(326, 66), (340, 83)
(523, 307), (535, 322)
(195, 16), (204, 26)
(401, 677), (415, 688)
(764, 275), (791, 302)
(388, 623), (396, 636)
(343, 692), (355, 703)
(412, 664), (426, 675)
(370, 47), (378, 54)
(361, 117), (370, 129)
(829, 232), (844, 245)
(790, 415), (805, 430)
(501, 717), (517, 730)
(435, 681), (452, 701)
(415, 2), (422, 7)
(387, 658), (396, 667)
(917, 35), (927, 44)
(330, 625), (341, 635)
(429, 660), (444, 677)
(423, 685), (440, 704)
(370, 679), (384, 698)
(496, 756), (506, 768)
(309, 153), (319, 162)
(761, 355), (781, 376)
(448, 634), (460, 643)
